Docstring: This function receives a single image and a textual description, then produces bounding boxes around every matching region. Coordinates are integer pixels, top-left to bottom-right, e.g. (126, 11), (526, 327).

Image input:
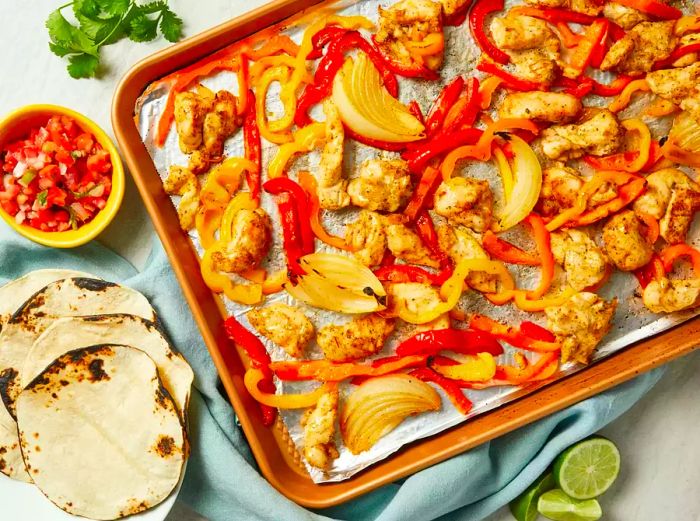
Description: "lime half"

(538, 489), (602, 521)
(553, 437), (620, 500)
(510, 472), (556, 521)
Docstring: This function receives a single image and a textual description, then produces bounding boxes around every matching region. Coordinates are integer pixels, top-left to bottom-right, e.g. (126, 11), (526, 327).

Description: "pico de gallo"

(0, 116), (112, 232)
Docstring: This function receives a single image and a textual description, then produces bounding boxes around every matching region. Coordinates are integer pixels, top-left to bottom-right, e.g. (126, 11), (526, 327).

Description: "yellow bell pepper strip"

(241, 268), (266, 284)
(675, 16), (700, 36)
(644, 98), (677, 117)
(267, 123), (326, 179)
(661, 139), (700, 167)
(492, 146), (514, 201)
(404, 32), (445, 56)
(256, 65), (294, 144)
(298, 171), (355, 251)
(469, 314), (561, 352)
(195, 207), (222, 250)
(511, 288), (576, 312)
(440, 118), (539, 179)
(431, 353), (497, 382)
(262, 269), (288, 295)
(270, 355), (428, 382)
(609, 79), (650, 113)
(220, 192), (257, 242)
(244, 368), (333, 409)
(494, 351), (560, 385)
(562, 19), (608, 79)
(621, 119), (652, 172)
(200, 245), (264, 305)
(248, 55), (313, 85)
(479, 76), (503, 110)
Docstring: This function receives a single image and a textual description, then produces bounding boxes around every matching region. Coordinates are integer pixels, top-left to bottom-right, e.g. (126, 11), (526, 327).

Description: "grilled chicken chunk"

(386, 282), (444, 316)
(348, 158), (413, 212)
(210, 208), (272, 273)
(601, 21), (676, 76)
(603, 2), (648, 29)
(163, 165), (199, 231)
(536, 165), (584, 218)
(317, 100), (350, 210)
(437, 225), (499, 292)
(545, 292), (617, 364)
(524, 0), (567, 7)
(540, 109), (624, 160)
(345, 210), (388, 267)
(375, 0), (445, 71)
(551, 229), (610, 291)
(439, 0), (469, 16)
(433, 177), (494, 232)
(511, 49), (560, 85)
(301, 389), (339, 470)
(499, 91), (582, 123)
(643, 277), (700, 313)
(386, 221), (440, 268)
(646, 62), (700, 117)
(317, 315), (395, 362)
(633, 168), (700, 244)
(174, 92), (209, 153)
(202, 90), (237, 158)
(602, 210), (654, 271)
(246, 303), (314, 358)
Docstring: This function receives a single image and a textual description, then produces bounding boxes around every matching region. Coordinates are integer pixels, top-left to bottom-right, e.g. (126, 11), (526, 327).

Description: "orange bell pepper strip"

(637, 211), (660, 244)
(482, 230), (541, 266)
(236, 54), (250, 117)
(644, 98), (677, 117)
(584, 141), (663, 173)
(568, 177), (647, 227)
(633, 254), (666, 288)
(404, 32), (445, 56)
(256, 65), (295, 144)
(661, 139), (700, 167)
(440, 118), (539, 179)
(613, 0), (682, 20)
(404, 166), (442, 222)
(495, 351), (560, 384)
(659, 243), (700, 274)
(244, 369), (333, 409)
(469, 314), (561, 352)
(621, 119), (652, 172)
(298, 171), (355, 251)
(270, 355), (429, 382)
(246, 34), (300, 61)
(609, 79), (650, 113)
(555, 22), (582, 48)
(479, 76), (503, 110)
(262, 269), (288, 295)
(563, 19), (608, 79)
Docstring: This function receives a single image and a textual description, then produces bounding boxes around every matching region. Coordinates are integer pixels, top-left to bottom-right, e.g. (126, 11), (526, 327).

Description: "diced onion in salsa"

(0, 115), (112, 232)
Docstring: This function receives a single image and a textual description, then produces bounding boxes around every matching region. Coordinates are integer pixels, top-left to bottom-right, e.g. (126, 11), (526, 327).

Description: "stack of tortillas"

(0, 270), (194, 520)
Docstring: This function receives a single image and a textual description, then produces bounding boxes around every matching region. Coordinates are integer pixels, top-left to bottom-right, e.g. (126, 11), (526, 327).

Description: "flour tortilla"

(17, 344), (186, 520)
(0, 278), (154, 481)
(23, 315), (193, 420)
(0, 269), (95, 331)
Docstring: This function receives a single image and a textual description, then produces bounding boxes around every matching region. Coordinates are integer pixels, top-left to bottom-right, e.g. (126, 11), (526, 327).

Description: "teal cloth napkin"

(0, 225), (663, 521)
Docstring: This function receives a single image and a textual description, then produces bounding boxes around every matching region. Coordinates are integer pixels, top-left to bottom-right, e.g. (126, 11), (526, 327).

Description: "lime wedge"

(553, 437), (620, 500)
(510, 472), (556, 521)
(537, 489), (602, 521)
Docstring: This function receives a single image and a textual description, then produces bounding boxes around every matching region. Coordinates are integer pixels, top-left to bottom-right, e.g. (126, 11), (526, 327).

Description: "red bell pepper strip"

(243, 90), (262, 204)
(470, 314), (561, 352)
(270, 355), (428, 381)
(584, 141), (662, 173)
(633, 254), (666, 288)
(589, 75), (634, 97)
(589, 22), (627, 69)
(476, 60), (546, 91)
(395, 328), (504, 357)
(404, 166), (441, 222)
(613, 0), (682, 20)
(425, 77), (465, 137)
(403, 128), (484, 175)
(409, 368), (473, 414)
(509, 6), (597, 25)
(224, 317), (276, 426)
(408, 100), (425, 125)
(344, 125), (409, 152)
(469, 0), (510, 65)
(568, 178), (647, 227)
(307, 26), (349, 59)
(554, 76), (593, 98)
(654, 42), (700, 70)
(482, 230), (541, 266)
(264, 178), (314, 254)
(371, 35), (441, 80)
(444, 4), (470, 27)
(519, 321), (556, 342)
(443, 77), (481, 132)
(563, 19), (608, 79)
(373, 264), (453, 286)
(343, 32), (400, 95)
(415, 210), (452, 270)
(659, 243), (700, 274)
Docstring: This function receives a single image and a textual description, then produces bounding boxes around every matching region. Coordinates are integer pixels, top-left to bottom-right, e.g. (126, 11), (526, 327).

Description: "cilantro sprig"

(46, 0), (183, 79)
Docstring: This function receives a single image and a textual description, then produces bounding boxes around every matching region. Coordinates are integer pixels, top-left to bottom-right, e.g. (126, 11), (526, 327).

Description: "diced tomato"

(87, 149), (111, 174)
(75, 133), (94, 153)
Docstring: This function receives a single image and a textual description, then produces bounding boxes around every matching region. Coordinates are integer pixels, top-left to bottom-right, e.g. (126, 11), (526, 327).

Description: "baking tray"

(112, 0), (700, 507)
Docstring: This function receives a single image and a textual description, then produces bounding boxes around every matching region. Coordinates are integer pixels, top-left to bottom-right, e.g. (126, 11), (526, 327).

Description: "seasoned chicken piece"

(386, 221), (439, 268)
(163, 165), (199, 231)
(672, 33), (700, 67)
(433, 177), (494, 232)
(202, 90), (237, 158)
(603, 2), (648, 30)
(437, 225), (499, 292)
(545, 292), (617, 364)
(345, 211), (387, 267)
(210, 208), (272, 273)
(386, 282), (444, 317)
(188, 150), (210, 175)
(375, 0), (445, 71)
(642, 277), (700, 313)
(491, 14), (557, 50)
(633, 168), (700, 244)
(569, 0), (604, 16)
(246, 303), (314, 358)
(602, 210), (654, 271)
(301, 389), (339, 470)
(317, 315), (395, 362)
(646, 62), (700, 117)
(512, 48), (560, 86)
(600, 21), (676, 76)
(540, 109), (624, 160)
(317, 100), (350, 210)
(499, 92), (582, 123)
(439, 0), (469, 16)
(524, 0), (567, 7)
(535, 165), (584, 218)
(174, 92), (209, 153)
(348, 158), (413, 212)
(551, 229), (610, 291)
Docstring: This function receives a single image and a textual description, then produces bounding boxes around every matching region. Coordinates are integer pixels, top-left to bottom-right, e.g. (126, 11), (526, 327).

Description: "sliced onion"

(669, 110), (700, 154)
(340, 375), (441, 454)
(332, 53), (425, 143)
(497, 135), (543, 231)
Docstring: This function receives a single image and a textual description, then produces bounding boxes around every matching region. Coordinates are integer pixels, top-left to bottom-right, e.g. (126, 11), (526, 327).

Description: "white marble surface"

(0, 1), (698, 520)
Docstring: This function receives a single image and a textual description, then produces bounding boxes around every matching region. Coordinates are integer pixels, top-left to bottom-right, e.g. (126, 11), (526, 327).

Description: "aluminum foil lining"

(136, 0), (700, 483)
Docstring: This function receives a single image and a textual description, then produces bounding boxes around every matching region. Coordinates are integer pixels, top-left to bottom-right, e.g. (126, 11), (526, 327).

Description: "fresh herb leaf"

(46, 10), (97, 56)
(67, 53), (100, 79)
(138, 1), (169, 14)
(73, 0), (101, 19)
(160, 8), (183, 43)
(128, 12), (158, 42)
(96, 0), (130, 18)
(37, 191), (48, 207)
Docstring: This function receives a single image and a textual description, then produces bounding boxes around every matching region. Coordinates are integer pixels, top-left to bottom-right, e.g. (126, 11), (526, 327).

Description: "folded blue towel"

(0, 226), (662, 521)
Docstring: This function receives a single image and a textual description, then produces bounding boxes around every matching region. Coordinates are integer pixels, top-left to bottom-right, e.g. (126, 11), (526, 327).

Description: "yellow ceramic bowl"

(0, 104), (124, 248)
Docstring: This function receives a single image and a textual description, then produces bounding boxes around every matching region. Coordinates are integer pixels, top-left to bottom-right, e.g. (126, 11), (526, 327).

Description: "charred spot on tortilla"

(70, 278), (117, 292)
(154, 435), (177, 457)
(9, 293), (46, 324)
(87, 359), (110, 382)
(25, 345), (117, 393)
(0, 368), (18, 417)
